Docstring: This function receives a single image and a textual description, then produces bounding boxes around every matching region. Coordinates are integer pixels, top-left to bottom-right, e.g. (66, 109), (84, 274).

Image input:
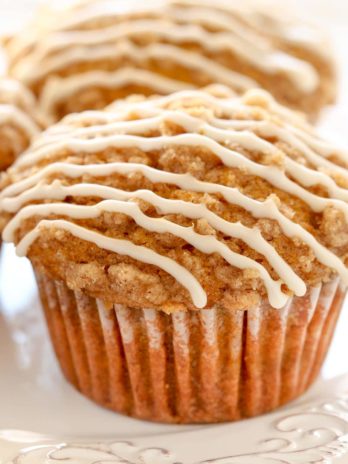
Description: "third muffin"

(0, 78), (40, 172)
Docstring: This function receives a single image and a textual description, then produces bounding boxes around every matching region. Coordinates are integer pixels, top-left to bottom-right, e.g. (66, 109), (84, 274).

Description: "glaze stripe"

(39, 68), (195, 121)
(16, 218), (207, 308)
(9, 132), (348, 219)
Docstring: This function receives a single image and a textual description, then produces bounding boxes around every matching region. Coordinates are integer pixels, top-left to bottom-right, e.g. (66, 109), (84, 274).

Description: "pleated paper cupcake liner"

(35, 269), (345, 424)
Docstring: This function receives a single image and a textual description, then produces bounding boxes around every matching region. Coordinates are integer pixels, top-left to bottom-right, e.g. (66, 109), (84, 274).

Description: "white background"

(0, 2), (348, 460)
(0, 0), (348, 379)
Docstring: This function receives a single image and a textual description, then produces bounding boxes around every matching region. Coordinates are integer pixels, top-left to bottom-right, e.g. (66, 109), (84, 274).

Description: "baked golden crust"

(1, 87), (347, 312)
(4, 0), (336, 121)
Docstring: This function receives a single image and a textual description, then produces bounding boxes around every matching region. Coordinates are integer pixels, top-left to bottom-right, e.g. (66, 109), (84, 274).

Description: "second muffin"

(4, 0), (336, 122)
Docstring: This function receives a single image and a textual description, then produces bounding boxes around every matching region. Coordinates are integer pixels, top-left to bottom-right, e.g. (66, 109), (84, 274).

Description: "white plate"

(1, 1), (348, 462)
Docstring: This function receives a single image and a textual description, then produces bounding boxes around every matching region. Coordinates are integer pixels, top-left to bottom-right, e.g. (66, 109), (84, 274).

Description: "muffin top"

(1, 86), (348, 312)
(0, 78), (41, 171)
(3, 0), (336, 121)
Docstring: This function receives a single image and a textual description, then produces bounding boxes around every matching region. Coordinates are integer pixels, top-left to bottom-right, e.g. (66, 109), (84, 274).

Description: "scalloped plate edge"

(3, 391), (348, 464)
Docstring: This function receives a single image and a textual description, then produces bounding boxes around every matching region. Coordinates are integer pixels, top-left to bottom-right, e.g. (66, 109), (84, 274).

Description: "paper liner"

(35, 271), (345, 424)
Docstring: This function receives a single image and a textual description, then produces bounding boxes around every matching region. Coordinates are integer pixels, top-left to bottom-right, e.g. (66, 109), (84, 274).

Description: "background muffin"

(1, 87), (347, 423)
(0, 78), (40, 172)
(3, 0), (336, 123)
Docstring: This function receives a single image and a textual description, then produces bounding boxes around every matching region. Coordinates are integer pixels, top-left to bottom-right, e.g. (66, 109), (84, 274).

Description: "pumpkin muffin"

(1, 87), (347, 423)
(0, 78), (40, 172)
(3, 0), (336, 123)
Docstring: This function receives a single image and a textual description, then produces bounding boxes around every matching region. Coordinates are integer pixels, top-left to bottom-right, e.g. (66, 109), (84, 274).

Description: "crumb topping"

(1, 87), (347, 312)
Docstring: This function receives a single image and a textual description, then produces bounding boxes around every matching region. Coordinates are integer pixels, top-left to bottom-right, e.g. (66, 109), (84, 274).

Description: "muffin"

(0, 78), (40, 172)
(1, 87), (347, 424)
(3, 0), (336, 123)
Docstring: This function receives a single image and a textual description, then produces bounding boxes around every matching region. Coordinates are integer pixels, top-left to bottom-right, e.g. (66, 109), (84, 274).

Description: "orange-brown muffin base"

(35, 270), (345, 424)
(0, 123), (32, 172)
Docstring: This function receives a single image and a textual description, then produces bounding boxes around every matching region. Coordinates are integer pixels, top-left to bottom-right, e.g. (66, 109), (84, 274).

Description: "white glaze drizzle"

(39, 68), (194, 122)
(213, 119), (348, 173)
(9, 127), (348, 220)
(287, 126), (348, 163)
(0, 78), (37, 114)
(34, 41), (256, 120)
(3, 89), (348, 309)
(3, 160), (348, 299)
(26, 108), (348, 199)
(4, 200), (288, 307)
(104, 87), (348, 166)
(16, 218), (207, 308)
